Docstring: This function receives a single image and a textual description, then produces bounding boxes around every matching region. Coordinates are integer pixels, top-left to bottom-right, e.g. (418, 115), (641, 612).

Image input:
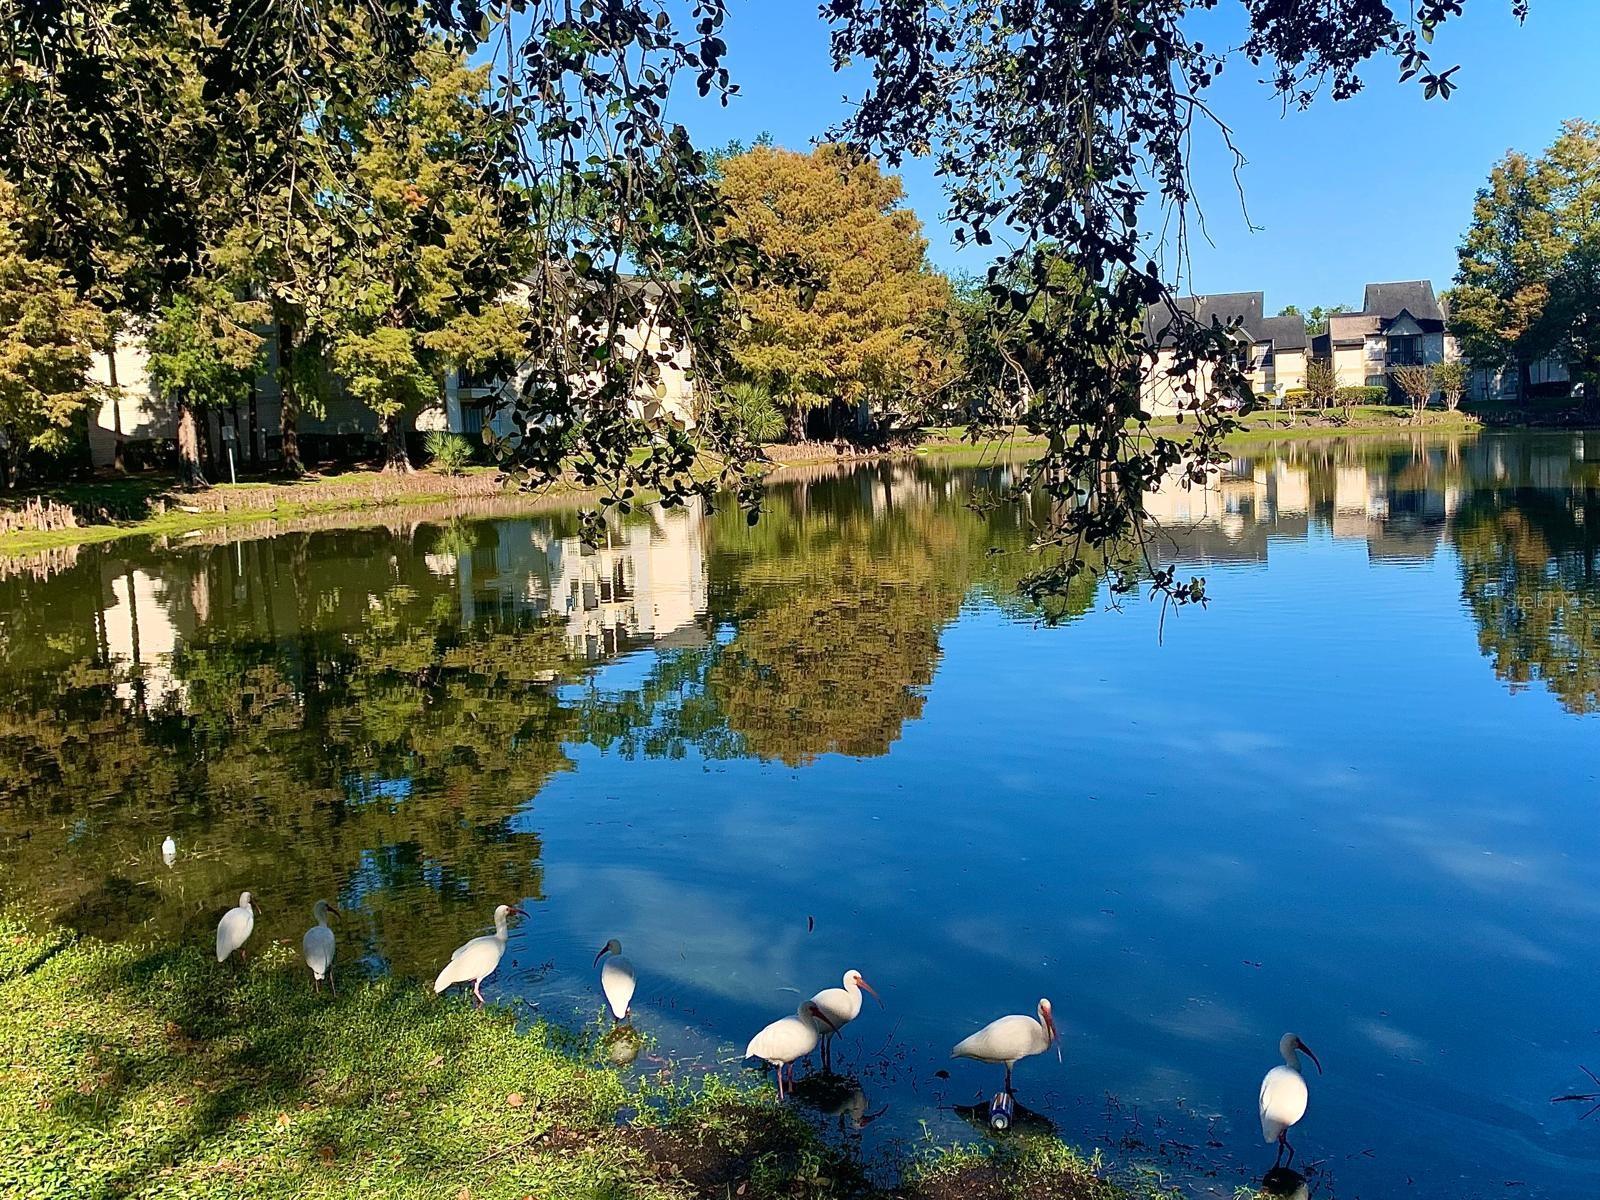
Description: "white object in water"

(1260, 1032), (1322, 1167)
(432, 904), (526, 1007)
(951, 997), (1059, 1093)
(809, 969), (881, 1072)
(745, 1001), (838, 1100)
(594, 938), (636, 1020)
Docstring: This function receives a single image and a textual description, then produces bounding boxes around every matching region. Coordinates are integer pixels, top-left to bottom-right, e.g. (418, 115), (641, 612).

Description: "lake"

(2, 431), (1597, 1198)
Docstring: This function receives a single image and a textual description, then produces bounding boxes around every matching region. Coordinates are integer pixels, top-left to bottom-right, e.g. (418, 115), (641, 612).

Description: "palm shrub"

(725, 381), (786, 444)
(424, 430), (476, 474)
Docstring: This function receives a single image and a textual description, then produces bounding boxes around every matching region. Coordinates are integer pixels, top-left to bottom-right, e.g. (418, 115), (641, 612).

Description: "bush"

(725, 381), (786, 443)
(1281, 388), (1311, 405)
(1527, 379), (1573, 400)
(424, 430), (476, 475)
(1336, 385), (1390, 405)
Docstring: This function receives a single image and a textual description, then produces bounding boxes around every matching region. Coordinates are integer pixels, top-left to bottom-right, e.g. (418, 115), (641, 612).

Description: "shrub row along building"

(1140, 279), (1571, 416)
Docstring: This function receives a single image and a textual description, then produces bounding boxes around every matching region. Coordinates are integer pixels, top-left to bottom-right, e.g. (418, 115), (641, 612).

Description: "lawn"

(0, 917), (1134, 1200)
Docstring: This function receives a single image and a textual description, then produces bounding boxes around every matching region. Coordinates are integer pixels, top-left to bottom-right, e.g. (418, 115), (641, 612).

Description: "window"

(461, 404), (485, 435)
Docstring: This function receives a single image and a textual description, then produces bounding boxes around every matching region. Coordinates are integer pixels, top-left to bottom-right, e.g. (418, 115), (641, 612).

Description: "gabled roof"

(1326, 311), (1382, 348)
(1362, 281), (1445, 327)
(1145, 292), (1305, 350)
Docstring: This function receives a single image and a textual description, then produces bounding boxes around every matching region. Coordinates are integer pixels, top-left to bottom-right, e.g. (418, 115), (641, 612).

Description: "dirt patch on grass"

(903, 1161), (1123, 1200)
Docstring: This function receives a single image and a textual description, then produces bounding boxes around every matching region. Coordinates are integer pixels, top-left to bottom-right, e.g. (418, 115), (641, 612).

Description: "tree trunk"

(1517, 358), (1533, 403)
(381, 413), (414, 473)
(177, 400), (207, 486)
(106, 341), (126, 474)
(247, 379), (261, 469)
(277, 316), (302, 474)
(788, 404), (806, 443)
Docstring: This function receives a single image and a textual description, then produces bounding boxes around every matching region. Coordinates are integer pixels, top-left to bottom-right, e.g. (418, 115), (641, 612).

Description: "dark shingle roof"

(1145, 292), (1305, 351)
(1362, 281), (1445, 326)
(1257, 315), (1308, 351)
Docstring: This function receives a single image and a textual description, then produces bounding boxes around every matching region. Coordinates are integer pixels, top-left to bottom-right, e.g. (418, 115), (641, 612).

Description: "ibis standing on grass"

(161, 835), (177, 867)
(746, 1002), (839, 1100)
(216, 892), (260, 963)
(1260, 1032), (1322, 1166)
(594, 938), (635, 1021)
(433, 903), (526, 1007)
(809, 969), (881, 1072)
(302, 899), (341, 994)
(952, 997), (1059, 1094)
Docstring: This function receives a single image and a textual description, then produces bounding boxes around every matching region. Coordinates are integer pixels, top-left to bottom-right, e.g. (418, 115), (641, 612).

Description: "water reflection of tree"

(1, 465), (1106, 952)
(581, 463), (1098, 765)
(0, 544), (585, 972)
(1452, 486), (1600, 714)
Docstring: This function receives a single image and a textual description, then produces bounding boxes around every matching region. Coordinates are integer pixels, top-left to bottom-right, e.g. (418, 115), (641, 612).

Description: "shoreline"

(0, 410), (1531, 560)
(0, 916), (1134, 1200)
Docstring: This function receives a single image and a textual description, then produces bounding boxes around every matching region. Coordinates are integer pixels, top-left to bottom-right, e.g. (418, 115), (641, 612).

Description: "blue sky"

(666, 1), (1598, 312)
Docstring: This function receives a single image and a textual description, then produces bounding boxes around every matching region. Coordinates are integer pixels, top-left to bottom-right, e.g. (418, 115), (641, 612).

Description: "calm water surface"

(3, 432), (1598, 1197)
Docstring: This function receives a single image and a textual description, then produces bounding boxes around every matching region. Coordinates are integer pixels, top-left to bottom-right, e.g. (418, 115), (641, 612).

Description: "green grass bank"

(0, 918), (1133, 1200)
(0, 408), (1492, 560)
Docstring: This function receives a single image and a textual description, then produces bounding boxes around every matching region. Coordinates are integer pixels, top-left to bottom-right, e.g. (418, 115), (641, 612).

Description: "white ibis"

(161, 835), (177, 867)
(594, 938), (636, 1021)
(1260, 1032), (1322, 1166)
(951, 997), (1059, 1094)
(433, 903), (526, 1007)
(301, 899), (341, 994)
(745, 1001), (839, 1100)
(216, 891), (259, 963)
(810, 969), (881, 1072)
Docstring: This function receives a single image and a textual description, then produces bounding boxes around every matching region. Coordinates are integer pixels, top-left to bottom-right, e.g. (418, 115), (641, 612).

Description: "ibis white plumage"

(161, 835), (177, 867)
(594, 938), (635, 1020)
(433, 903), (526, 1007)
(1260, 1032), (1322, 1166)
(301, 899), (341, 994)
(216, 891), (259, 963)
(810, 969), (881, 1072)
(745, 1001), (839, 1100)
(951, 997), (1059, 1093)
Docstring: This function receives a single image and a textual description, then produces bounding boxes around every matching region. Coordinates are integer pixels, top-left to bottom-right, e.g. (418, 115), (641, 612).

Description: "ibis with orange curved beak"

(433, 904), (527, 1007)
(746, 1001), (839, 1100)
(810, 969), (882, 1072)
(952, 997), (1059, 1094)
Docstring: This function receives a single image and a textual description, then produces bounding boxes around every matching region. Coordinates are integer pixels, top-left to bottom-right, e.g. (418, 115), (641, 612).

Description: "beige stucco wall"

(88, 339), (176, 465)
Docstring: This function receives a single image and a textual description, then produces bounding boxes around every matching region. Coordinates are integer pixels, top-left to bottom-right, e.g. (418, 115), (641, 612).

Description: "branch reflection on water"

(0, 432), (1596, 966)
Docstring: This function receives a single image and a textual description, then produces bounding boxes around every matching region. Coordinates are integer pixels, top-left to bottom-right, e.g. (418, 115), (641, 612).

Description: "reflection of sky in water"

(343, 774), (413, 806)
(2, 433), (1599, 1199)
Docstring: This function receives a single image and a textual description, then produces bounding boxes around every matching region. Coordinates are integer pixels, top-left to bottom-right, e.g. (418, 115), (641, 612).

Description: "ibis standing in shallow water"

(745, 1002), (839, 1100)
(433, 904), (526, 1007)
(594, 938), (635, 1021)
(1260, 1032), (1322, 1166)
(216, 892), (260, 963)
(952, 998), (1059, 1094)
(301, 899), (341, 994)
(809, 969), (881, 1073)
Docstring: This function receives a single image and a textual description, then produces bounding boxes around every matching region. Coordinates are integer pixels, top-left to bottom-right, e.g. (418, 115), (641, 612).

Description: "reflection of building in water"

(1143, 450), (1465, 567)
(99, 565), (191, 708)
(451, 499), (708, 660)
